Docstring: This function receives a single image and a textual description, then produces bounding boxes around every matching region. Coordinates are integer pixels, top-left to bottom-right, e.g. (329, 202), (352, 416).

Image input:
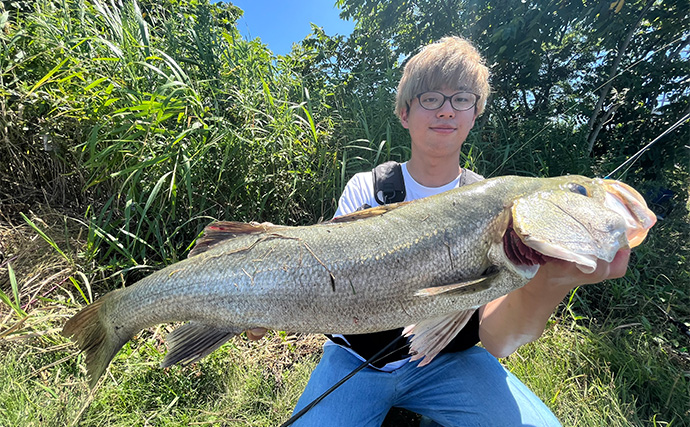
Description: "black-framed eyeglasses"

(415, 91), (479, 111)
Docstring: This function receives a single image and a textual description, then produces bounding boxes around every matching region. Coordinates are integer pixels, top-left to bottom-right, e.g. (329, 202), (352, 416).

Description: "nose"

(436, 98), (455, 118)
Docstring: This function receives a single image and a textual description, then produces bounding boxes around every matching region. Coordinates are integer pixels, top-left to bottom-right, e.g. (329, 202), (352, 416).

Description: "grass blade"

(0, 263), (27, 317)
(132, 0), (151, 58)
(20, 213), (70, 263)
(68, 276), (90, 305)
(27, 58), (70, 95)
(9, 263), (20, 309)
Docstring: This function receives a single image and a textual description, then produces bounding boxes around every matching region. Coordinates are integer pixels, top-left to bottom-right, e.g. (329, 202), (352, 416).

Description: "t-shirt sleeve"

(333, 172), (376, 217)
(461, 169), (485, 185)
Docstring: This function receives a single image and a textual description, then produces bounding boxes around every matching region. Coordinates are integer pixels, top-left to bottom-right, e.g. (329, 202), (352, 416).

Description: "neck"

(406, 156), (462, 187)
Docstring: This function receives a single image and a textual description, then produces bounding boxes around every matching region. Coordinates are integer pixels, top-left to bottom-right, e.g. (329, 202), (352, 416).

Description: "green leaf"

(0, 263), (27, 317)
(20, 213), (70, 263)
(85, 77), (109, 92)
(28, 58), (70, 95)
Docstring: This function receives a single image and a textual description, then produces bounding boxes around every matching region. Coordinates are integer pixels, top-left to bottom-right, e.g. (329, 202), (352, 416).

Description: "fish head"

(506, 176), (657, 274)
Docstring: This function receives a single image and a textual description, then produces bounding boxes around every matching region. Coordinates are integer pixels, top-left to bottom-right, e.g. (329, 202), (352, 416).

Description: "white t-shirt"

(334, 162), (467, 217)
(327, 162), (484, 371)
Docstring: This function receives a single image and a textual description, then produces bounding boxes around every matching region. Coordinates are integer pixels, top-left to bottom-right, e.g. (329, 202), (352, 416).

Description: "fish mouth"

(601, 180), (657, 247)
(506, 178), (658, 274)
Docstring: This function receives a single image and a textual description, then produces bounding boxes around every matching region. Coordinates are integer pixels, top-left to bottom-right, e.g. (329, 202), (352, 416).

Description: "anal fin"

(403, 310), (477, 367)
(161, 321), (241, 368)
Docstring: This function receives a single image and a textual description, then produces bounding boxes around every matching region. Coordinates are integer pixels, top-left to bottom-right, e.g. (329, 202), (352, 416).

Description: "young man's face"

(399, 87), (478, 160)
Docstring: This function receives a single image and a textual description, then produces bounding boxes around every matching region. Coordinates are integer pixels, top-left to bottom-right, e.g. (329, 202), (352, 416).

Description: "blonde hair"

(395, 36), (490, 118)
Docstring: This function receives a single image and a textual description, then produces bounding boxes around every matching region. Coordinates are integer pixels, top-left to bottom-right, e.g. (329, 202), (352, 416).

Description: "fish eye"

(568, 183), (589, 196)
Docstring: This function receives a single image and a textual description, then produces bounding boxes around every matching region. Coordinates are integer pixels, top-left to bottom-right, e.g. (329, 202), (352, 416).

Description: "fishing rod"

(279, 335), (409, 427)
(489, 33), (689, 178)
(490, 110), (690, 180)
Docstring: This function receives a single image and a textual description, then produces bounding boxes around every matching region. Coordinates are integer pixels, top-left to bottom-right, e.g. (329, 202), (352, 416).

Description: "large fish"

(62, 175), (656, 387)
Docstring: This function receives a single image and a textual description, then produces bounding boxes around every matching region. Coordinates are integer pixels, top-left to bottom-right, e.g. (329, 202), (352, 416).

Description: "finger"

(246, 328), (267, 341)
(607, 248), (631, 279)
(584, 248), (631, 284)
(539, 248), (631, 287)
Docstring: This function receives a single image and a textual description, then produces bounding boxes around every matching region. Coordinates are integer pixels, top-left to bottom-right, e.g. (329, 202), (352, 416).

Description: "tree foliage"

(333, 0), (689, 183)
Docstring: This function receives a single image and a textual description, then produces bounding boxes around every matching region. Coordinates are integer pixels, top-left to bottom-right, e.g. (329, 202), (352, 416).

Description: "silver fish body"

(62, 175), (656, 387)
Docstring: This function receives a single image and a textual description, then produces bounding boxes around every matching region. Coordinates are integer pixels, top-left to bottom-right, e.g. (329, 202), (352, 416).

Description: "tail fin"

(62, 297), (130, 388)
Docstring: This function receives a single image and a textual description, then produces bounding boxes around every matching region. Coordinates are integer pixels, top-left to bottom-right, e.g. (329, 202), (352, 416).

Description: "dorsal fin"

(189, 221), (276, 257)
(328, 202), (410, 224)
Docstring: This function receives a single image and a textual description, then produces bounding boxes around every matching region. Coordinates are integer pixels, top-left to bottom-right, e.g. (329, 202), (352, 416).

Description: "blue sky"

(224, 1), (356, 56)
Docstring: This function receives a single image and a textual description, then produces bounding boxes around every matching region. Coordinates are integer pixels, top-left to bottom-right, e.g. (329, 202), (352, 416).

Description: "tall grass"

(506, 313), (690, 426)
(1, 0), (344, 271)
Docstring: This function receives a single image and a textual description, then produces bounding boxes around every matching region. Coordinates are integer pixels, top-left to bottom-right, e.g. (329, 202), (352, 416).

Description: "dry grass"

(1, 214), (72, 295)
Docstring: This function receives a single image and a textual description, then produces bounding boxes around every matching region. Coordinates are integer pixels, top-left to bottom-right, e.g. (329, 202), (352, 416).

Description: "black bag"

(372, 161), (406, 205)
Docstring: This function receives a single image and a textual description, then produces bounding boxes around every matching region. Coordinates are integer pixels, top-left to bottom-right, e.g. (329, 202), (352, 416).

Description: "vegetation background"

(0, 0), (688, 425)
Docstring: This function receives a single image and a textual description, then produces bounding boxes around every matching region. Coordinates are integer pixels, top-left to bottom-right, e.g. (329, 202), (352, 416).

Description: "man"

(250, 36), (629, 426)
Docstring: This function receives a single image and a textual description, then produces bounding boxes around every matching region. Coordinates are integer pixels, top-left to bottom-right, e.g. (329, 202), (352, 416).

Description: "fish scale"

(62, 175), (657, 387)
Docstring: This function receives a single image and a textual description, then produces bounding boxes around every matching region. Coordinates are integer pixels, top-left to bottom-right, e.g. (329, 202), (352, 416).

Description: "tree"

(331, 0), (689, 182)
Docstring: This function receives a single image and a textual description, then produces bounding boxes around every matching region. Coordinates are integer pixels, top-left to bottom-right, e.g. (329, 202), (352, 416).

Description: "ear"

(400, 107), (410, 129)
(471, 107), (481, 126)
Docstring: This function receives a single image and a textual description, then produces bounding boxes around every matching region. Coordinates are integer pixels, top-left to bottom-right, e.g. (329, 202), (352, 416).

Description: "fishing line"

(590, 35), (687, 98)
(654, 303), (690, 340)
(605, 112), (690, 179)
(489, 35), (688, 177)
(279, 334), (408, 427)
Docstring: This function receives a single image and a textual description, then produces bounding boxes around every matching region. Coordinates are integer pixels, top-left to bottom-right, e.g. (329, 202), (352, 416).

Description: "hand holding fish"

(479, 247), (633, 358)
(535, 247), (631, 287)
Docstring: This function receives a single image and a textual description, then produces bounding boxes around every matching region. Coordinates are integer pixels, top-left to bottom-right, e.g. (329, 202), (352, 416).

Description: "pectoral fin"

(403, 310), (477, 366)
(161, 322), (241, 367)
(414, 274), (494, 297)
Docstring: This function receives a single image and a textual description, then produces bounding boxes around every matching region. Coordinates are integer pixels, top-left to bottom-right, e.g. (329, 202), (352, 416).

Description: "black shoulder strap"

(373, 161), (406, 205)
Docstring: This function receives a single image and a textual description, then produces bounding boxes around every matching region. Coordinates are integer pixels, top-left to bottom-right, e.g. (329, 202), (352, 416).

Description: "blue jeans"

(292, 345), (561, 427)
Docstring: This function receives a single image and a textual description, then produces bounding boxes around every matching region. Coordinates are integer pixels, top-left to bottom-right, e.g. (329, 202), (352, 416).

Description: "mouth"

(429, 125), (457, 133)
